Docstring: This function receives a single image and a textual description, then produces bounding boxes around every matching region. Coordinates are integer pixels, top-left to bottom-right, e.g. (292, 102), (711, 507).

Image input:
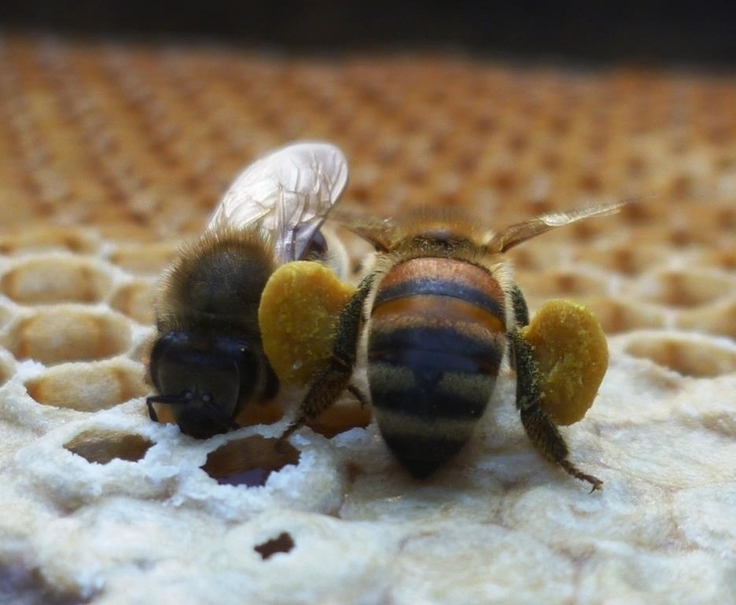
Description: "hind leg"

(277, 275), (374, 447)
(510, 329), (602, 491)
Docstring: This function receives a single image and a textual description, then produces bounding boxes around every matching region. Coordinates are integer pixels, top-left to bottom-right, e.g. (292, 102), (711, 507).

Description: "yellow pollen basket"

(522, 299), (609, 425)
(259, 261), (356, 386)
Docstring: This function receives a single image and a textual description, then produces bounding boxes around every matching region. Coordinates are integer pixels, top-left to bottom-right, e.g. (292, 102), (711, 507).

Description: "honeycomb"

(1, 35), (735, 603)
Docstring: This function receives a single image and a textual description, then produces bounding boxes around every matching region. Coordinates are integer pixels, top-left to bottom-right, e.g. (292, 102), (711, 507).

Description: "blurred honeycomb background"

(1, 4), (736, 602)
(1, 20), (736, 372)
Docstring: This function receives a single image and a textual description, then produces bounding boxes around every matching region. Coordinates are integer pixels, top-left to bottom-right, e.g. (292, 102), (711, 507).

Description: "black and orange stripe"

(367, 257), (508, 477)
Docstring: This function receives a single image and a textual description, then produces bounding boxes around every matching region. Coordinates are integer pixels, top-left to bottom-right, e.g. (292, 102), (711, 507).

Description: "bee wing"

(207, 141), (349, 264)
(486, 200), (629, 252)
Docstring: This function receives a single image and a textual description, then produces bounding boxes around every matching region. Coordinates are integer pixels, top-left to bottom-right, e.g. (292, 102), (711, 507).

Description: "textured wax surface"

(0, 35), (735, 604)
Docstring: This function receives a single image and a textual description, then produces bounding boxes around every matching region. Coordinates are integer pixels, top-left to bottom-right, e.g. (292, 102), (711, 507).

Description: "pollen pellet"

(259, 261), (356, 386)
(522, 299), (609, 425)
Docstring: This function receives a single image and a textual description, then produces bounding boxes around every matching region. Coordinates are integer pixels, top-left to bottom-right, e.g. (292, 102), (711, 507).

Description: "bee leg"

(277, 275), (375, 448)
(347, 384), (370, 407)
(510, 329), (603, 491)
(507, 284), (530, 372)
(146, 397), (160, 422)
(510, 284), (530, 327)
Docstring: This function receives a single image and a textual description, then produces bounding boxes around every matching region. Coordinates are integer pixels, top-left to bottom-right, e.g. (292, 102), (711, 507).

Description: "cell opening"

(25, 361), (148, 412)
(109, 280), (155, 325)
(625, 334), (736, 378)
(64, 430), (153, 464)
(0, 227), (99, 255)
(3, 308), (131, 365)
(582, 297), (665, 335)
(640, 270), (733, 309)
(516, 268), (607, 299)
(201, 435), (299, 487)
(305, 400), (372, 438)
(0, 257), (112, 305)
(107, 243), (178, 276)
(254, 532), (295, 560)
(577, 244), (666, 277)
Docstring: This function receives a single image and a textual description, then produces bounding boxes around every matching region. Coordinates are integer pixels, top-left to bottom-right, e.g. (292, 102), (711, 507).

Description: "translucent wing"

(207, 141), (349, 264)
(485, 200), (629, 253)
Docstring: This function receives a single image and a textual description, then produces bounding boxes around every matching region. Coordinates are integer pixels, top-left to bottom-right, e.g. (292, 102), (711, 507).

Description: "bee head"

(147, 330), (260, 439)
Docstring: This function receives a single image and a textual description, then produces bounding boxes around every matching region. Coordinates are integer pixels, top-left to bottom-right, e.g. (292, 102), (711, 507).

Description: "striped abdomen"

(368, 257), (508, 477)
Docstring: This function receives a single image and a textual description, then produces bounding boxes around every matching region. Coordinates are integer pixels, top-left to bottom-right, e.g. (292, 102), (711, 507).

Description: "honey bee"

(147, 141), (350, 439)
(278, 202), (626, 488)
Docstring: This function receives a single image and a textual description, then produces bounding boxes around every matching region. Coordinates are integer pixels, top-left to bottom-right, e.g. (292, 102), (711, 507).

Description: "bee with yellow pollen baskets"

(261, 202), (623, 489)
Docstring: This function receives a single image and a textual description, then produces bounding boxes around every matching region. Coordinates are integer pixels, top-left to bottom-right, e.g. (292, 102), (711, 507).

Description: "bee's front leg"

(146, 397), (160, 422)
(510, 329), (603, 491)
(276, 275), (374, 448)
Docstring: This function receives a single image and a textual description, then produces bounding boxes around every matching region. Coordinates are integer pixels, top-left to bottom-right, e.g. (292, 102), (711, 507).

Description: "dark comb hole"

(254, 532), (295, 560)
(64, 431), (153, 464)
(201, 435), (299, 487)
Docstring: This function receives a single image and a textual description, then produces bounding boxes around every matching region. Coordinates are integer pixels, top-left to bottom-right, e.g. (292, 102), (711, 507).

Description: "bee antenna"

(146, 393), (192, 406)
(203, 396), (241, 431)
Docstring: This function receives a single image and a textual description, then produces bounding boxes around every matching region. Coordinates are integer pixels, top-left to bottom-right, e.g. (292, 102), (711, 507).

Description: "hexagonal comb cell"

(625, 333), (736, 378)
(584, 297), (666, 334)
(25, 360), (148, 411)
(510, 244), (566, 272)
(107, 243), (178, 276)
(305, 400), (372, 438)
(577, 244), (668, 276)
(516, 268), (609, 300)
(201, 435), (299, 488)
(109, 280), (155, 325)
(638, 270), (733, 308)
(0, 257), (112, 305)
(64, 430), (153, 464)
(0, 226), (99, 255)
(693, 247), (736, 272)
(2, 308), (131, 365)
(676, 301), (736, 340)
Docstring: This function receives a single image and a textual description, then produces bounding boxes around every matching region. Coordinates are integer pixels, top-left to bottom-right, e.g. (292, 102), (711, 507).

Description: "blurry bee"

(278, 202), (626, 487)
(147, 141), (350, 439)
